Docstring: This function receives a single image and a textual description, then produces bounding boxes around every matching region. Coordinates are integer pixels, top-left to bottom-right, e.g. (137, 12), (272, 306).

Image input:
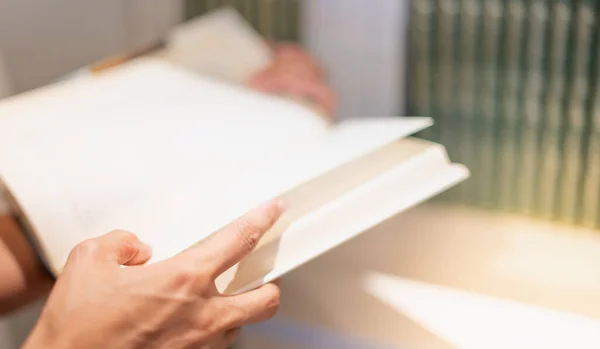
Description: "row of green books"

(408, 0), (600, 230)
(185, 0), (300, 42)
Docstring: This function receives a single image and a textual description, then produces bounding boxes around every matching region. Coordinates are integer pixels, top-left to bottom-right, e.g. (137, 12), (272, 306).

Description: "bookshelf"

(408, 0), (600, 231)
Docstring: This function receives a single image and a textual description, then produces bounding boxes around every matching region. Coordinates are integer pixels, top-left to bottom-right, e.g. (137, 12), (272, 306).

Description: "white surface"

(366, 272), (600, 349)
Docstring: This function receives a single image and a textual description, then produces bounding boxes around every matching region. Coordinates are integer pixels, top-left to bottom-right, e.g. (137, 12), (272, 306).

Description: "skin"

(0, 43), (335, 348)
(249, 43), (337, 118)
(22, 199), (286, 349)
(0, 215), (54, 315)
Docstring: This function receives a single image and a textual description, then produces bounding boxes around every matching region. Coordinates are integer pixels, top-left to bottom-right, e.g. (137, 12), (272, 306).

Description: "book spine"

(409, 0), (435, 140)
(434, 0), (459, 142)
(497, 0), (525, 212)
(205, 0), (221, 12)
(238, 0), (257, 33)
(433, 0), (460, 202)
(559, 2), (594, 224)
(582, 116), (600, 229)
(239, 0), (253, 24)
(536, 1), (570, 220)
(184, 0), (198, 20)
(275, 0), (288, 41)
(457, 0), (480, 204)
(516, 0), (548, 215)
(477, 0), (502, 208)
(581, 4), (600, 229)
(257, 0), (275, 39)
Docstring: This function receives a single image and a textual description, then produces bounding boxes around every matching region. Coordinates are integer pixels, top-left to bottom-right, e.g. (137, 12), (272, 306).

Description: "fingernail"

(140, 243), (153, 257)
(274, 198), (287, 213)
(258, 199), (287, 215)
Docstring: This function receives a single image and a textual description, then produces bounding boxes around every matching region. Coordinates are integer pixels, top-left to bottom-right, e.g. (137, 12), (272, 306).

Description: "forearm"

(0, 215), (53, 315)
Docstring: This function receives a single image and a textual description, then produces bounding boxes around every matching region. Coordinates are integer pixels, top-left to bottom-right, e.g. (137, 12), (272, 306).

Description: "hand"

(23, 199), (286, 349)
(249, 43), (337, 120)
(0, 214), (53, 315)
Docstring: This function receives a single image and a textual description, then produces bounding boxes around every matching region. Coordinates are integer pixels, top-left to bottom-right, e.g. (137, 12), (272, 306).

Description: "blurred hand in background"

(249, 43), (337, 121)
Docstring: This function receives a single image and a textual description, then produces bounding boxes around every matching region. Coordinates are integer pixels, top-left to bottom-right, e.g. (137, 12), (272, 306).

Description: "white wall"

(302, 0), (411, 119)
(0, 0), (182, 93)
(0, 49), (12, 98)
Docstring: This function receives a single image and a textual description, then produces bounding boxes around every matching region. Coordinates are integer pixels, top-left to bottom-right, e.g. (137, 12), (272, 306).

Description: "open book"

(0, 58), (467, 294)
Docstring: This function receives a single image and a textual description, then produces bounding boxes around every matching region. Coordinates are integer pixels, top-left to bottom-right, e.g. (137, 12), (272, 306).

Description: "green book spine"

(581, 13), (600, 229)
(434, 0), (459, 141)
(581, 120), (600, 229)
(582, 126), (600, 229)
(257, 0), (275, 39)
(275, 0), (288, 41)
(290, 0), (300, 42)
(497, 0), (525, 212)
(516, 0), (548, 215)
(239, 0), (254, 25)
(244, 0), (258, 34)
(206, 0), (222, 11)
(477, 0), (502, 208)
(409, 0), (435, 140)
(559, 2), (594, 224)
(434, 0), (460, 202)
(536, 0), (570, 220)
(457, 0), (481, 204)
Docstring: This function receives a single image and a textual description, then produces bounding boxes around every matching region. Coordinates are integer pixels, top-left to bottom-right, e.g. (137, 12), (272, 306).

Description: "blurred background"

(1, 0), (600, 348)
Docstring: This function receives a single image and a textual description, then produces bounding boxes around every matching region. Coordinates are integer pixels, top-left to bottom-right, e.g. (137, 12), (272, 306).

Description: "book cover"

(558, 2), (594, 224)
(497, 0), (525, 212)
(476, 0), (502, 208)
(535, 0), (570, 220)
(516, 0), (549, 215)
(456, 0), (480, 204)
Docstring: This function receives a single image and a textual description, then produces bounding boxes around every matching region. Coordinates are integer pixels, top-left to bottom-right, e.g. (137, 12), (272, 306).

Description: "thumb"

(71, 230), (152, 266)
(100, 230), (152, 266)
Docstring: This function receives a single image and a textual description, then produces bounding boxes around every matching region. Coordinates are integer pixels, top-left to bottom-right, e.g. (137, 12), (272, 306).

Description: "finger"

(247, 71), (272, 91)
(301, 82), (337, 118)
(178, 199), (285, 278)
(75, 230), (152, 266)
(248, 56), (324, 89)
(215, 282), (281, 329)
(264, 75), (337, 118)
(265, 61), (323, 82)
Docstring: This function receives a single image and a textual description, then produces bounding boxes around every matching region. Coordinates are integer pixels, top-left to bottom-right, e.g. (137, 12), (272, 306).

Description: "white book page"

(0, 59), (432, 275)
(0, 59), (327, 269)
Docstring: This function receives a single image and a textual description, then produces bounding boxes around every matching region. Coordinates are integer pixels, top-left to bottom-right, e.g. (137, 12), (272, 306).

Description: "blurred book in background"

(408, 0), (600, 231)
